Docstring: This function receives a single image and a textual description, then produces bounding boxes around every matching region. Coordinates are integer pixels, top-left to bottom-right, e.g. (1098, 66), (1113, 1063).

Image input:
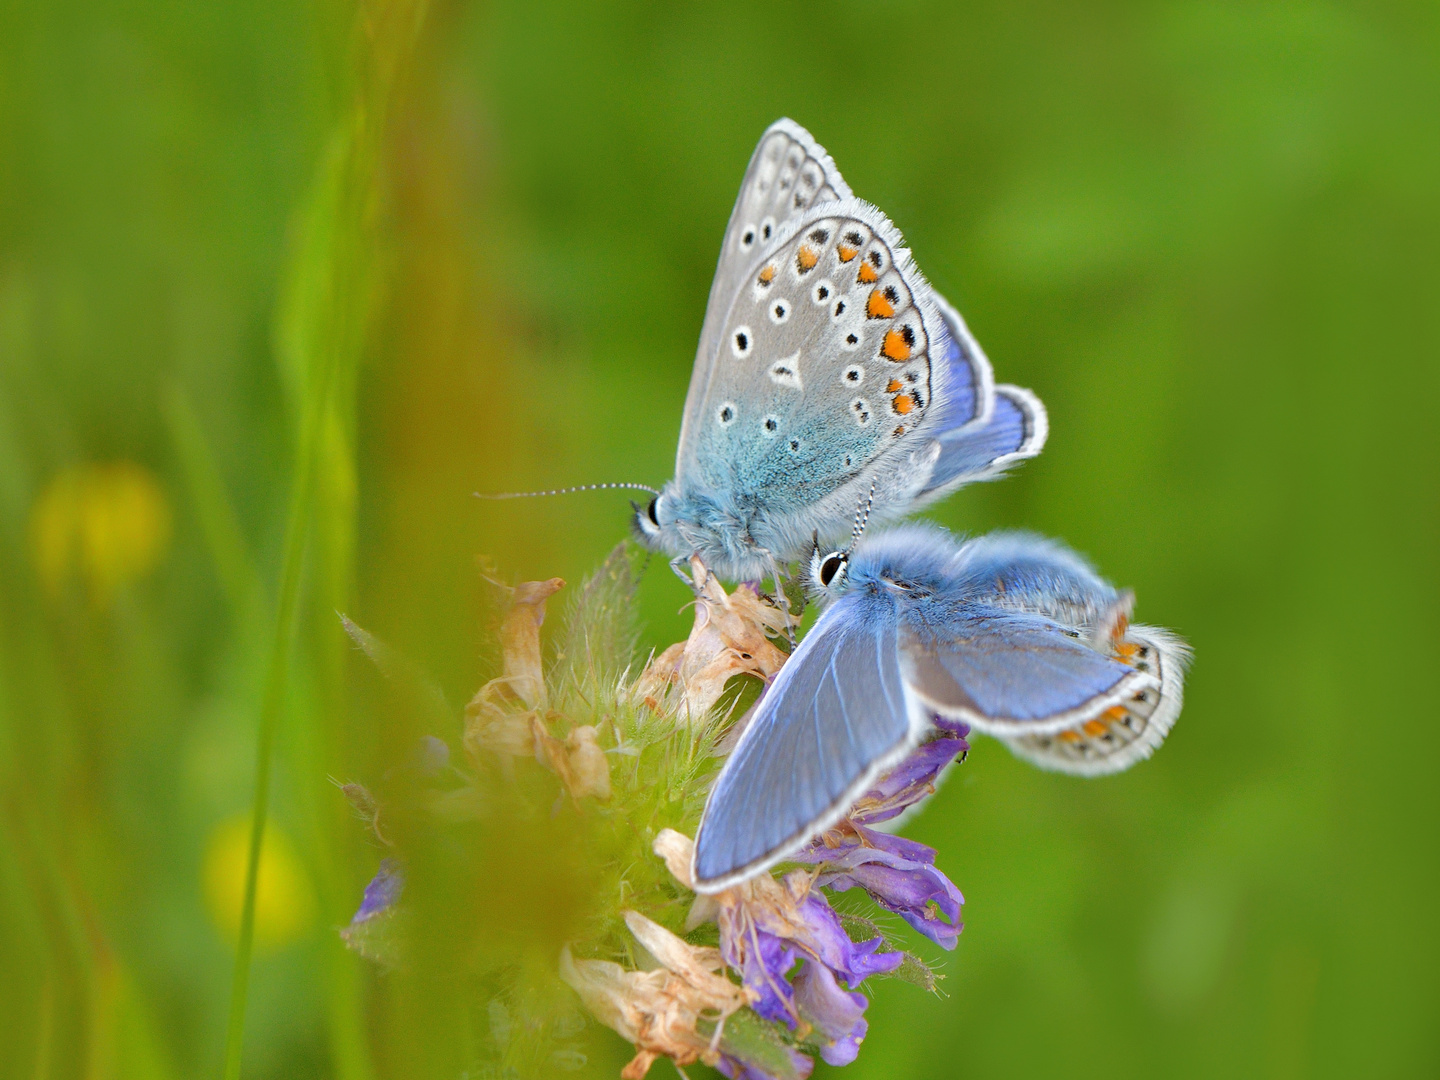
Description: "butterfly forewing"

(693, 589), (919, 890)
(684, 202), (941, 504)
(684, 121), (852, 464)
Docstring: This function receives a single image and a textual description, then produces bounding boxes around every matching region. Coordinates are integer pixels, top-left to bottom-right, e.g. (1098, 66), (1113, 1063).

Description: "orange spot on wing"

(882, 329), (912, 361)
(1082, 719), (1108, 737)
(758, 265), (776, 285)
(1058, 729), (1082, 743)
(886, 378), (903, 392)
(1103, 705), (1128, 720)
(892, 394), (916, 415)
(857, 261), (879, 284)
(1114, 640), (1140, 663)
(837, 244), (859, 262)
(796, 245), (819, 271)
(867, 289), (895, 318)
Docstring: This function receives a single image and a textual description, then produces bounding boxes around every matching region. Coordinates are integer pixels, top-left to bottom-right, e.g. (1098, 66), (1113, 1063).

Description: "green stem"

(220, 350), (338, 1080)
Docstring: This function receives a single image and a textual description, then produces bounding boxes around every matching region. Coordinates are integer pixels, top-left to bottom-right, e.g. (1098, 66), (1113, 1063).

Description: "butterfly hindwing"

(899, 604), (1152, 735)
(683, 199), (945, 506)
(692, 589), (922, 891)
(894, 530), (1182, 741)
(1000, 625), (1190, 775)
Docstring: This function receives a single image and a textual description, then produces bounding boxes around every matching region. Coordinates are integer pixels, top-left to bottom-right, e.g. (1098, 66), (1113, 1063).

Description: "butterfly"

(691, 523), (1190, 891)
(634, 119), (1046, 583)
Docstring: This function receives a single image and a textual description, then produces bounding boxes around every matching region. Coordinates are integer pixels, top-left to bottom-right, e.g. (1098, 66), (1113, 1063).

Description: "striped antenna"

(475, 481), (661, 500)
(845, 478), (878, 553)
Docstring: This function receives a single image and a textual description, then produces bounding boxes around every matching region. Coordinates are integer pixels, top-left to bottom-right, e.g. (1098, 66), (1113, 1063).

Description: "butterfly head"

(631, 485), (768, 580)
(806, 541), (851, 602)
(633, 492), (665, 542)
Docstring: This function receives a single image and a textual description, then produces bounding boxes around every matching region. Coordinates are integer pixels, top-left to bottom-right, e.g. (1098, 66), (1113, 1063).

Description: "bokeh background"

(2, 0), (1437, 1077)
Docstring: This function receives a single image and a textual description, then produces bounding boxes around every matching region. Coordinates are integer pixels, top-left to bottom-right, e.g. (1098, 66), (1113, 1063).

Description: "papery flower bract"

(632, 557), (790, 723)
(792, 725), (969, 949)
(462, 576), (612, 801)
(463, 575), (565, 766)
(560, 910), (795, 1080)
(532, 718), (614, 802)
(498, 576), (566, 708)
(563, 724), (612, 800)
(655, 830), (901, 1028)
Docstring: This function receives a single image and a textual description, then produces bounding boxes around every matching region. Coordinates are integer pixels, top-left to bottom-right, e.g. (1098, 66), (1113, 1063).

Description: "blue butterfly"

(691, 524), (1190, 891)
(635, 119), (1046, 582)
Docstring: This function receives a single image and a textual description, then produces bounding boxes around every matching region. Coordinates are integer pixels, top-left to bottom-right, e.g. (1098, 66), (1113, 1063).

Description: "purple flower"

(713, 1046), (815, 1080)
(352, 858), (403, 922)
(800, 827), (964, 949)
(793, 726), (968, 949)
(718, 874), (902, 1026)
(847, 724), (969, 825)
(793, 960), (868, 1066)
(341, 858), (405, 964)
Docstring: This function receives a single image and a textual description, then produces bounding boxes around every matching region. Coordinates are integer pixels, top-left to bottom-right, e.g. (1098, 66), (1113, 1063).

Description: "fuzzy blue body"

(692, 525), (1189, 891)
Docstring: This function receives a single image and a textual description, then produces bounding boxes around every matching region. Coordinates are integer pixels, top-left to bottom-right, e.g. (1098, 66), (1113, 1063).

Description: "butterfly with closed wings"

(635, 119), (1046, 583)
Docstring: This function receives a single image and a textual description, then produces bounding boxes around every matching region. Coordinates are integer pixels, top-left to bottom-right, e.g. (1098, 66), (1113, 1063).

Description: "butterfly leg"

(770, 564), (797, 650)
(668, 554), (698, 592)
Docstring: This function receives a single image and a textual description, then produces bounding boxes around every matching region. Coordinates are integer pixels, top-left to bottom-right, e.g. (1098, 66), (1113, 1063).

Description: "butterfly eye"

(819, 552), (847, 588)
(646, 498), (660, 526)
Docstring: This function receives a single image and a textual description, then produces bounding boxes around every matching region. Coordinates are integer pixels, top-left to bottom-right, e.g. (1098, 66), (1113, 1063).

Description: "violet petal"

(714, 1045), (816, 1080)
(850, 732), (968, 825)
(352, 858), (403, 923)
(817, 846), (964, 950)
(794, 959), (869, 1066)
(794, 891), (903, 985)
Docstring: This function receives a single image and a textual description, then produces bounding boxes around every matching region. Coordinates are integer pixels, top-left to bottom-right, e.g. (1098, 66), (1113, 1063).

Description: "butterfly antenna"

(475, 481), (661, 500)
(845, 479), (879, 554)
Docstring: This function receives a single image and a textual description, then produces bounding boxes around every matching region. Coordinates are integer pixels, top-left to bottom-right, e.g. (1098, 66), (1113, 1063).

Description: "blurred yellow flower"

(203, 816), (316, 951)
(29, 461), (172, 606)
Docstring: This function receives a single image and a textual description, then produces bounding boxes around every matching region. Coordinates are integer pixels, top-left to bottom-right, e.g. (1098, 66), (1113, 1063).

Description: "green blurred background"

(2, 0), (1437, 1076)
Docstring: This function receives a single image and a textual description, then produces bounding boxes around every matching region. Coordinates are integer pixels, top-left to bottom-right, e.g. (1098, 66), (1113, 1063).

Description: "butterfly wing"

(1001, 624), (1190, 775)
(900, 604), (1152, 734)
(913, 296), (1046, 499)
(899, 530), (1188, 767)
(680, 120), (853, 473)
(922, 291), (995, 435)
(692, 589), (925, 892)
(679, 197), (947, 521)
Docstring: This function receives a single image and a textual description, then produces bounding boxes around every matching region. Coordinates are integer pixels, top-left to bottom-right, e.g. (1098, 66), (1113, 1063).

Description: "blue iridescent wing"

(921, 292), (994, 435)
(897, 529), (1188, 773)
(1000, 624), (1190, 776)
(692, 590), (925, 891)
(914, 298), (1046, 499)
(899, 604), (1150, 735)
(948, 530), (1124, 628)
